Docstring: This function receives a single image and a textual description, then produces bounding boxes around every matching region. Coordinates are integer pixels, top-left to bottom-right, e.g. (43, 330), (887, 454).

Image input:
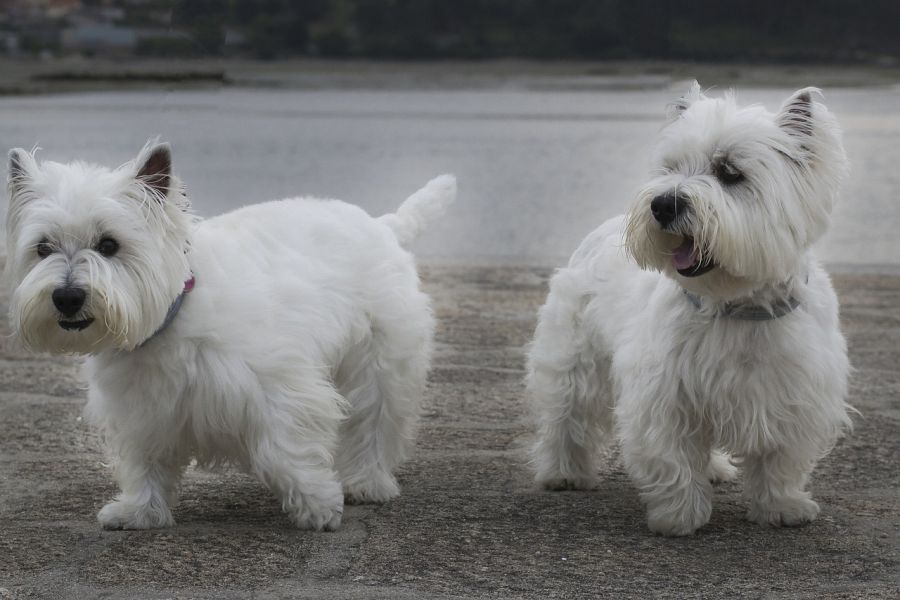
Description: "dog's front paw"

(290, 503), (343, 532)
(288, 487), (345, 531)
(98, 498), (174, 530)
(747, 496), (819, 528)
(647, 509), (709, 537)
(646, 488), (712, 536)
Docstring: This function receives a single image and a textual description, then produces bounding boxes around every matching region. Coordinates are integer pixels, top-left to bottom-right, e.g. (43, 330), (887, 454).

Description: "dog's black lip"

(677, 259), (717, 278)
(58, 318), (94, 331)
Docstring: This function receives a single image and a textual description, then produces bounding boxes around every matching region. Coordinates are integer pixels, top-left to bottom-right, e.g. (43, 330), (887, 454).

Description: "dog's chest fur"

(667, 317), (818, 451)
(595, 274), (848, 455)
(85, 341), (261, 466)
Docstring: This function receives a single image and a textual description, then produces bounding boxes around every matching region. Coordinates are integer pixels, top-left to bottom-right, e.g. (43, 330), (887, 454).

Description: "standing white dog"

(528, 83), (852, 536)
(5, 141), (455, 531)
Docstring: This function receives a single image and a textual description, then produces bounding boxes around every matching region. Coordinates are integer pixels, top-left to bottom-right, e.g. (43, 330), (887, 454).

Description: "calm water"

(1, 85), (898, 268)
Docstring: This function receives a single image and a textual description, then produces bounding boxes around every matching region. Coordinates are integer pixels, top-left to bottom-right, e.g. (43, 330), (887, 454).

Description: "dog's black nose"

(650, 192), (687, 228)
(52, 287), (86, 318)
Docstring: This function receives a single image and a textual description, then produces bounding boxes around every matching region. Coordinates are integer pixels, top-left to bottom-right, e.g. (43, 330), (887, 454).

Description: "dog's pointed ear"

(134, 141), (172, 200)
(778, 87), (820, 137)
(8, 148), (36, 198)
(666, 80), (703, 121)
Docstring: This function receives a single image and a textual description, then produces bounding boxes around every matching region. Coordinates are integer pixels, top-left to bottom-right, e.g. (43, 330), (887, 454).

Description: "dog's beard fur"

(624, 83), (848, 300)
(6, 142), (193, 353)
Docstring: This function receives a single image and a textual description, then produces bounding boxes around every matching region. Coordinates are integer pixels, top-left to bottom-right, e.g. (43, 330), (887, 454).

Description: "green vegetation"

(195, 0), (900, 62)
(8, 0), (900, 63)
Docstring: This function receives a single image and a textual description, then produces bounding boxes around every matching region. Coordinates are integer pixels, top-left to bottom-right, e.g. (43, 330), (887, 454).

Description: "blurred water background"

(1, 0), (899, 268)
(1, 78), (897, 268)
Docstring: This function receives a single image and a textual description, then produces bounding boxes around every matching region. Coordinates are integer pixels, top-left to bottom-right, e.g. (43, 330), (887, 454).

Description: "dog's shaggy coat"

(528, 84), (852, 536)
(6, 142), (455, 530)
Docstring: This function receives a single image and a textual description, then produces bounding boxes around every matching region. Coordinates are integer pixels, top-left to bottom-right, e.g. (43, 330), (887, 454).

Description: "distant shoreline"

(2, 57), (900, 96)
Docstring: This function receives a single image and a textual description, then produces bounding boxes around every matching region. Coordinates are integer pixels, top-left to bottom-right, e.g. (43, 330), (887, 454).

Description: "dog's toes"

(645, 486), (713, 536)
(647, 506), (711, 537)
(291, 504), (344, 531)
(321, 506), (344, 532)
(747, 496), (820, 528)
(286, 482), (344, 531)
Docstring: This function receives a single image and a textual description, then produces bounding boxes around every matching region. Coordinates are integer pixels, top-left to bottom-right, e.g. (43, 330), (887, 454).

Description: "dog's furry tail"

(380, 174), (456, 247)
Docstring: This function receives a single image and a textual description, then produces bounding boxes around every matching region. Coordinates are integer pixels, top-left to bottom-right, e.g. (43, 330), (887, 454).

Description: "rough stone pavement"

(1, 266), (898, 599)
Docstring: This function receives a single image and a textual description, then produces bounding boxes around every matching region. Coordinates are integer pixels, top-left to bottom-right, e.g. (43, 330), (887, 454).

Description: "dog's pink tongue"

(672, 239), (699, 270)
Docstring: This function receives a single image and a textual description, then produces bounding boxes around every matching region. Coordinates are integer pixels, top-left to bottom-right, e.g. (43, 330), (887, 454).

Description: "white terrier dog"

(5, 141), (456, 531)
(528, 83), (853, 536)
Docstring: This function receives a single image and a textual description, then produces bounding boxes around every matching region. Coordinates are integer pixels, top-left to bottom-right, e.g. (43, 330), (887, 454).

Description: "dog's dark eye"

(36, 240), (53, 259)
(96, 237), (119, 257)
(716, 162), (745, 185)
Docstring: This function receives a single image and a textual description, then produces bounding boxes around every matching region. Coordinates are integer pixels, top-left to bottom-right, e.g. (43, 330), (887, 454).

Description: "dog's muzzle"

(650, 191), (689, 229)
(52, 286), (95, 331)
(52, 286), (86, 318)
(650, 192), (717, 277)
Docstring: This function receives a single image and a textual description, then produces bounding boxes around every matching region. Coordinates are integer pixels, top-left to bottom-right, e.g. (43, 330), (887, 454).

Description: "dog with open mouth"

(527, 83), (853, 536)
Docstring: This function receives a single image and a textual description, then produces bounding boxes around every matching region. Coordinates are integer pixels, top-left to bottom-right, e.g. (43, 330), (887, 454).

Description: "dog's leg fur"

(622, 436), (714, 536)
(337, 294), (432, 504)
(91, 382), (188, 530)
(617, 383), (714, 536)
(743, 449), (820, 527)
(97, 454), (184, 529)
(528, 274), (613, 491)
(248, 378), (346, 532)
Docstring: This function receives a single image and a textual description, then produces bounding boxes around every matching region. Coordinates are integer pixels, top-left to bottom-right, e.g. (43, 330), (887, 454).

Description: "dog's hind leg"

(528, 277), (612, 491)
(336, 293), (432, 504)
(706, 449), (738, 483)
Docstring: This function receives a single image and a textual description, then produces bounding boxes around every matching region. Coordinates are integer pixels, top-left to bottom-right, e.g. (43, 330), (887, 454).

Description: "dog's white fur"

(528, 84), (852, 536)
(5, 141), (455, 531)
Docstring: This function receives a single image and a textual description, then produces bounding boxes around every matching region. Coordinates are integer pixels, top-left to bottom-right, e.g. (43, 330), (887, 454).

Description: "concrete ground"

(1, 265), (897, 599)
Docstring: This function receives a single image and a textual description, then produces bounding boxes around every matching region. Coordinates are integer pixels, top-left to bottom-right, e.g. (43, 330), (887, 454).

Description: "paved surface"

(1, 265), (898, 599)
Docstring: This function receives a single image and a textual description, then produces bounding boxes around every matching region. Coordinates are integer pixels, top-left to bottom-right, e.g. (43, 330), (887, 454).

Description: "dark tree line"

(164, 0), (900, 62)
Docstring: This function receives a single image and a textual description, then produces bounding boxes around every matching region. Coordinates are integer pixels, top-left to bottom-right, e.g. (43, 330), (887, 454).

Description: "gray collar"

(138, 275), (195, 348)
(683, 289), (801, 321)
